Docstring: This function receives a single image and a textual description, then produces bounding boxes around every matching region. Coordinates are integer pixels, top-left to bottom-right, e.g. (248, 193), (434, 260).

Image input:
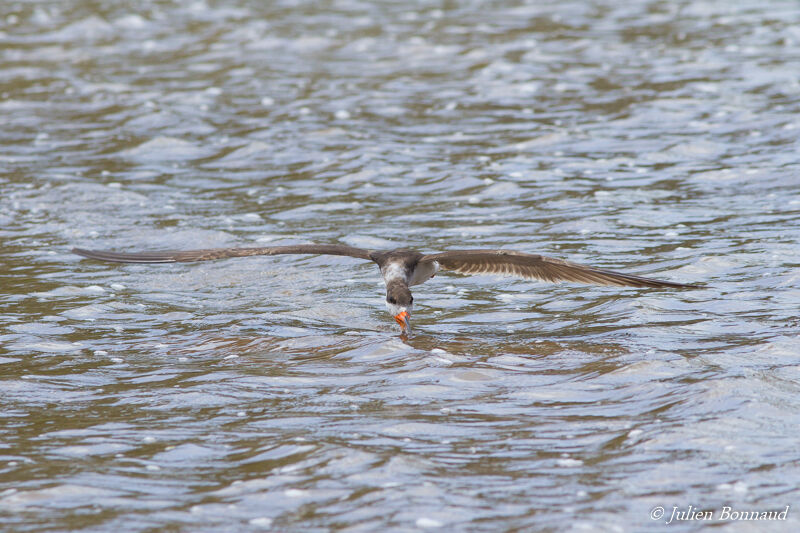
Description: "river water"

(2, 1), (799, 531)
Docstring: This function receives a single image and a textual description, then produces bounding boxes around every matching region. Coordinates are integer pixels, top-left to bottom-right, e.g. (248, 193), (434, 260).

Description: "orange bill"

(394, 311), (410, 326)
(394, 311), (411, 334)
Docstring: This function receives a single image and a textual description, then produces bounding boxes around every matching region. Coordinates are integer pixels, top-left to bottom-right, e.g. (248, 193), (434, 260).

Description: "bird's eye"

(388, 297), (397, 304)
(409, 297), (413, 303)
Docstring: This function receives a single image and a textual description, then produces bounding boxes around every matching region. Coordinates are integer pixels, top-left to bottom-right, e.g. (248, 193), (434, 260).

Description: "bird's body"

(72, 244), (699, 334)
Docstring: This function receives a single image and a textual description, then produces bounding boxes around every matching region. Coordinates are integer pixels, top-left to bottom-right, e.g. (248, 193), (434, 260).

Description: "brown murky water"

(2, 1), (800, 531)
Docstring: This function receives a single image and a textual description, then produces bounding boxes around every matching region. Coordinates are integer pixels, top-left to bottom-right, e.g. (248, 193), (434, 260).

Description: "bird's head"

(386, 285), (413, 334)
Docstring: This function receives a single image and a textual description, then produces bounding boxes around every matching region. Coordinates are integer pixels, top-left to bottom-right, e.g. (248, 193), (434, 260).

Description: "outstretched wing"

(72, 244), (373, 263)
(419, 249), (698, 289)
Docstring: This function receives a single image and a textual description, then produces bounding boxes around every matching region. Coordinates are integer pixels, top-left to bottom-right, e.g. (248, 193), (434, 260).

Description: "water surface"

(2, 1), (800, 531)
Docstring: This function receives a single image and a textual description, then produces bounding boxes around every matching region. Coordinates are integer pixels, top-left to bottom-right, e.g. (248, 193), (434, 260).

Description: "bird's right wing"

(72, 244), (374, 263)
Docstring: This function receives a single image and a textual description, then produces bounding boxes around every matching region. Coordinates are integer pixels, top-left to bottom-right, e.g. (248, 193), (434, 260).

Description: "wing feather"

(72, 244), (373, 264)
(420, 249), (698, 289)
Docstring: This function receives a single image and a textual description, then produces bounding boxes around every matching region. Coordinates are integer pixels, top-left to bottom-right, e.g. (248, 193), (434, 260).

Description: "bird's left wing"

(419, 249), (699, 289)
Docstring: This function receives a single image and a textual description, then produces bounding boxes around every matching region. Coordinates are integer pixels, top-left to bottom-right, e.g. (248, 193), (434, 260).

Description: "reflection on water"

(2, 0), (800, 530)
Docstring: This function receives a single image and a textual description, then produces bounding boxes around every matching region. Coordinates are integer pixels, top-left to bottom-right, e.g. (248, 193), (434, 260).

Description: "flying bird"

(72, 244), (699, 334)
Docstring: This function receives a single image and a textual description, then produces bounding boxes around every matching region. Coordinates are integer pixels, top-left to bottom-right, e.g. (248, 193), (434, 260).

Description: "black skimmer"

(72, 245), (699, 334)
